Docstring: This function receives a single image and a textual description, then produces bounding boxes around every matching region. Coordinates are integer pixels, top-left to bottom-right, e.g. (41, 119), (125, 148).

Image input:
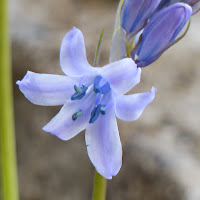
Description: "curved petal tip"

(16, 71), (32, 88)
(151, 86), (157, 94)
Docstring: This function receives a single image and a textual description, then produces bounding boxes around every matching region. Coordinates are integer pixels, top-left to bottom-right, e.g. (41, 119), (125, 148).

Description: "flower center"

(93, 75), (111, 94)
(71, 75), (111, 123)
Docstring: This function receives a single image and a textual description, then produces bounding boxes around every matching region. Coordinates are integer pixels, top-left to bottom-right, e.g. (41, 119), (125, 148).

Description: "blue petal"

(85, 103), (122, 179)
(97, 58), (141, 95)
(43, 92), (96, 140)
(16, 71), (77, 106)
(120, 0), (161, 39)
(135, 3), (192, 67)
(115, 87), (156, 121)
(60, 27), (95, 77)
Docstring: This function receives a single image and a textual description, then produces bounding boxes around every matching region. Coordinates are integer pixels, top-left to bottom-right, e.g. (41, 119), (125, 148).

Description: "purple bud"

(132, 3), (192, 67)
(188, 0), (200, 14)
(155, 0), (173, 11)
(157, 0), (200, 14)
(120, 0), (161, 41)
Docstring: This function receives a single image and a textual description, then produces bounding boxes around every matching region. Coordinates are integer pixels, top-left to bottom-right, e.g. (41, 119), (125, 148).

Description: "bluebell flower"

(17, 27), (156, 179)
(132, 3), (192, 67)
(157, 0), (200, 14)
(120, 0), (161, 41)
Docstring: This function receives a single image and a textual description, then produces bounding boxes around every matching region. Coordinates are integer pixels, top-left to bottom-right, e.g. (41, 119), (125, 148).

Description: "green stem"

(94, 28), (104, 67)
(92, 170), (107, 200)
(114, 0), (125, 29)
(0, 1), (19, 200)
(109, 0), (125, 62)
(93, 28), (104, 67)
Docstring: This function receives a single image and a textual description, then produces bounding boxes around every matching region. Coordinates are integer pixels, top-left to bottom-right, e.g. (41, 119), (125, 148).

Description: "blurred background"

(8, 0), (200, 199)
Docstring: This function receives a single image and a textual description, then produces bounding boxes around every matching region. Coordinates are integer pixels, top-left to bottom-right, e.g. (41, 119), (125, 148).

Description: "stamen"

(100, 105), (106, 115)
(71, 85), (88, 100)
(89, 105), (101, 123)
(93, 75), (102, 93)
(95, 93), (102, 106)
(89, 104), (106, 123)
(74, 85), (82, 93)
(72, 109), (83, 121)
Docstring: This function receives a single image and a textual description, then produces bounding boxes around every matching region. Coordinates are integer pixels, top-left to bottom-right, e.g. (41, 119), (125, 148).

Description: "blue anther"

(100, 105), (106, 115)
(71, 85), (88, 100)
(89, 104), (106, 123)
(93, 75), (111, 94)
(74, 85), (82, 93)
(89, 105), (101, 123)
(72, 109), (83, 121)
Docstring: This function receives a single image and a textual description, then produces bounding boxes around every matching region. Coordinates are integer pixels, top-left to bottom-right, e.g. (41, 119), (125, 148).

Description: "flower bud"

(132, 3), (192, 67)
(120, 0), (161, 41)
(188, 0), (200, 14)
(157, 0), (200, 14)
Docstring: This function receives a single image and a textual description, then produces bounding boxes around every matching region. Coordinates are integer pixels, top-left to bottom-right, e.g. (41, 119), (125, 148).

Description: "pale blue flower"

(17, 27), (156, 179)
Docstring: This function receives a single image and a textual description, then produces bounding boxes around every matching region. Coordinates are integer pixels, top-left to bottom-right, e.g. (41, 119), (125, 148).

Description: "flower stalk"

(109, 0), (126, 62)
(115, 0), (125, 29)
(91, 29), (107, 200)
(92, 170), (107, 200)
(0, 0), (19, 200)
